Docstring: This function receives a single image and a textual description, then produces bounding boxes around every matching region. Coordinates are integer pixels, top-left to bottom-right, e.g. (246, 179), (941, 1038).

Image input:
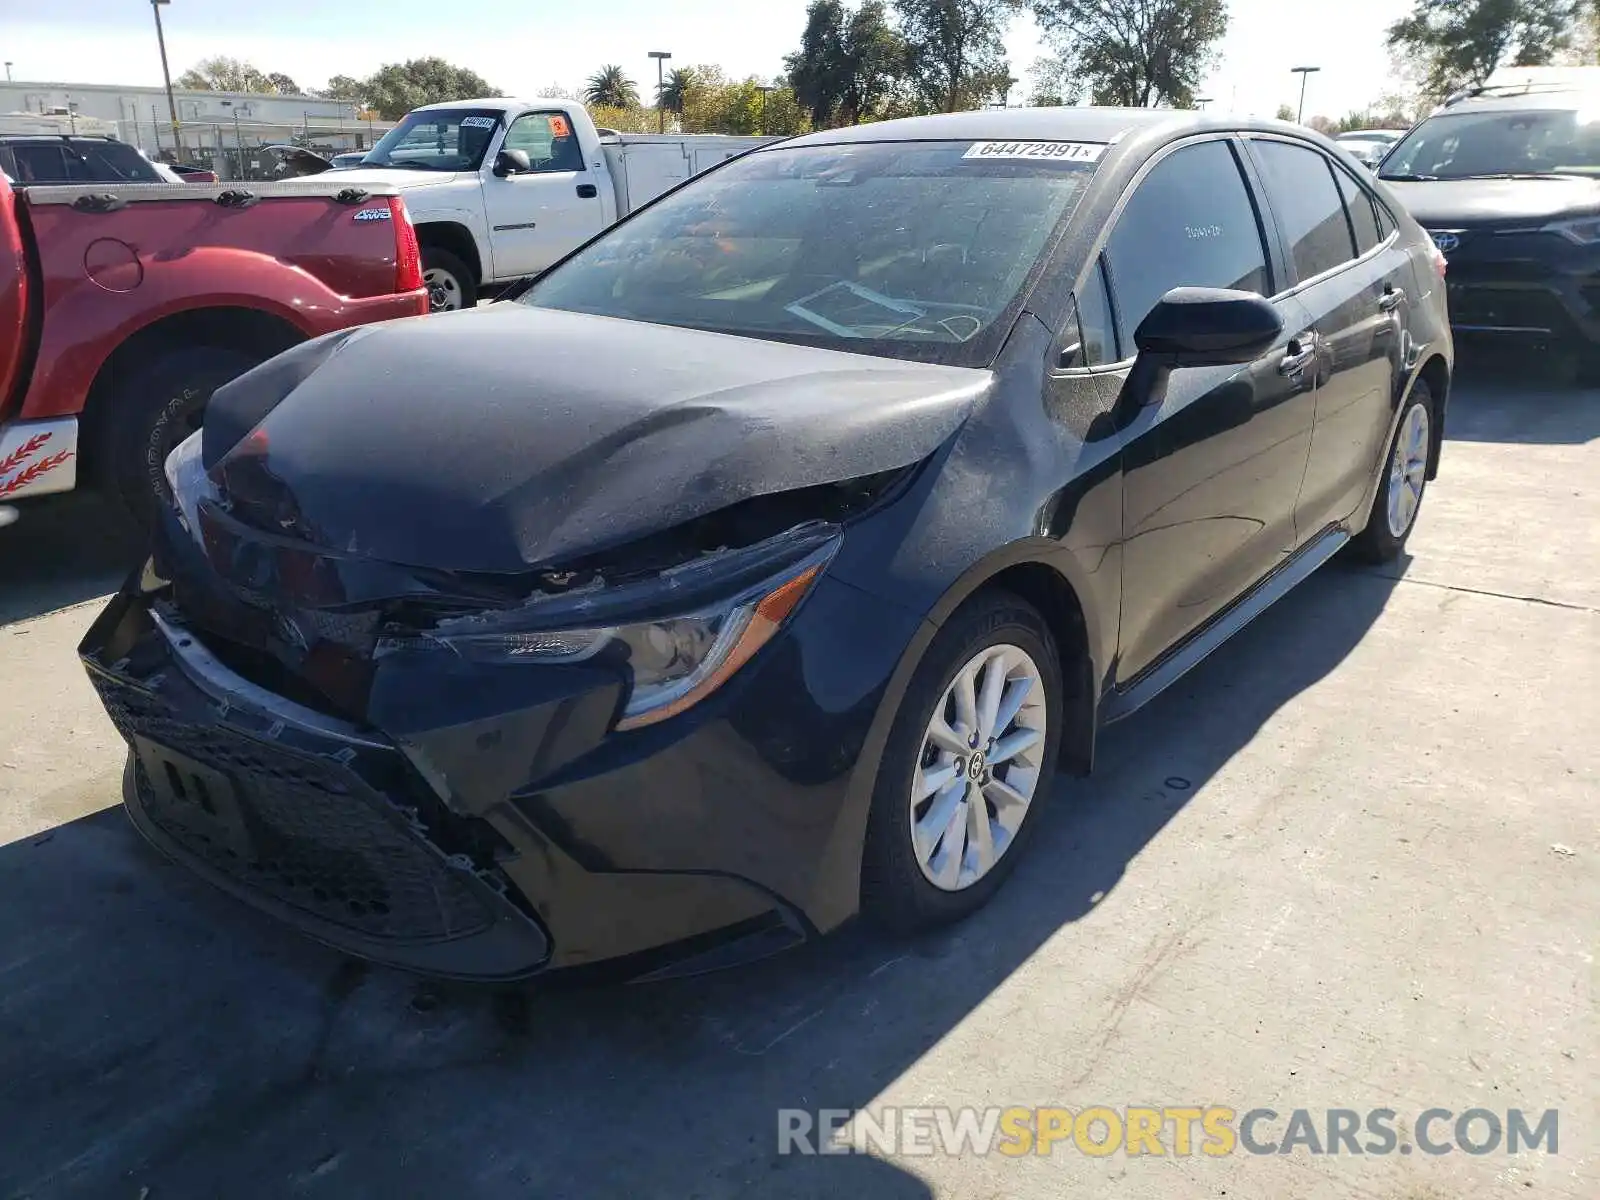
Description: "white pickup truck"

(326, 98), (775, 310)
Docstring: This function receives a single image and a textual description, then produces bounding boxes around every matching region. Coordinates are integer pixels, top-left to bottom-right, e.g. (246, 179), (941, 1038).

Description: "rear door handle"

(1279, 335), (1317, 376)
(576, 183), (599, 199)
(1378, 285), (1406, 312)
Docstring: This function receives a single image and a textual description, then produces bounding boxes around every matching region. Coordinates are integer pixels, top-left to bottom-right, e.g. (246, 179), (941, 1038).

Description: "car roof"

(785, 106), (1267, 148)
(1436, 86), (1597, 114)
(413, 96), (568, 112)
(0, 134), (120, 144)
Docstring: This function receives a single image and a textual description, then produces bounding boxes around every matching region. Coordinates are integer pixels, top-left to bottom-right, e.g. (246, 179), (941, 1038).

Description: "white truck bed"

(601, 135), (774, 214)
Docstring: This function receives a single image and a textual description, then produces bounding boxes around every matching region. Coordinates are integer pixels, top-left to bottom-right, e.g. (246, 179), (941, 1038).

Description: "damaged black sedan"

(81, 108), (1452, 981)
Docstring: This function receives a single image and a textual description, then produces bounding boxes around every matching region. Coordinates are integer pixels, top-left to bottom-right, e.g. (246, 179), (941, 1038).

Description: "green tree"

(786, 0), (853, 125)
(319, 74), (368, 103)
(658, 67), (698, 116)
(1031, 0), (1228, 108)
(176, 57), (288, 94)
(586, 65), (641, 108)
(760, 85), (813, 134)
(266, 72), (301, 95)
(895, 0), (1022, 113)
(840, 1), (909, 121)
(362, 58), (497, 120)
(1275, 103), (1296, 121)
(1387, 0), (1582, 97)
(1026, 54), (1078, 105)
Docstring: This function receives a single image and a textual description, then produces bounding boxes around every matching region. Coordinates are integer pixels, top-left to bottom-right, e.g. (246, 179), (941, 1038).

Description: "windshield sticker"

(548, 114), (572, 138)
(963, 141), (1105, 162)
(459, 116), (498, 130)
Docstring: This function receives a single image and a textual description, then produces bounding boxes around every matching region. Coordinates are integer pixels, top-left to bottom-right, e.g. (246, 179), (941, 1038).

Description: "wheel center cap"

(965, 752), (986, 782)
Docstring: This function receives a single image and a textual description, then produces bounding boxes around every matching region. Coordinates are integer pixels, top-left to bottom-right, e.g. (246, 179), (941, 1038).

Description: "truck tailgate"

(20, 180), (415, 301)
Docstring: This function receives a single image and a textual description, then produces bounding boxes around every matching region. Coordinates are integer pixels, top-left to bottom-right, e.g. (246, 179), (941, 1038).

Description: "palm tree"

(585, 65), (640, 108)
(658, 67), (697, 116)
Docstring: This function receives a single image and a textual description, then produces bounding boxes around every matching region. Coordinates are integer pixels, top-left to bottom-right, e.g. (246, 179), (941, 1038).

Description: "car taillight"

(388, 195), (423, 294)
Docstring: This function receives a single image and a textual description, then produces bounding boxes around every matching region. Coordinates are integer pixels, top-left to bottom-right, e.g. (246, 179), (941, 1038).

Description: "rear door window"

(7, 144), (72, 183)
(1252, 140), (1357, 281)
(1104, 139), (1271, 349)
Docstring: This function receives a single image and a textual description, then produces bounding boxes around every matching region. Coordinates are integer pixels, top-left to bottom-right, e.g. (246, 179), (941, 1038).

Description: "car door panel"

(482, 111), (607, 280)
(1098, 138), (1319, 686)
(1116, 294), (1317, 683)
(1245, 139), (1403, 536)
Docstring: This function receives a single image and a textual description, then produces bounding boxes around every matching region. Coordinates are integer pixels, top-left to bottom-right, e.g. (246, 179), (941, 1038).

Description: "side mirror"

(493, 149), (531, 177)
(1128, 287), (1283, 406)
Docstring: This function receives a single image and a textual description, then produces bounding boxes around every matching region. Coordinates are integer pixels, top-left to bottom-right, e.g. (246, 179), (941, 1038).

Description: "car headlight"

(163, 429), (217, 535)
(1544, 215), (1600, 244)
(388, 525), (839, 731)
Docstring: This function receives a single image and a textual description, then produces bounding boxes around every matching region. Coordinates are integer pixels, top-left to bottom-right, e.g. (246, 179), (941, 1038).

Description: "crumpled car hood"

(205, 304), (991, 573)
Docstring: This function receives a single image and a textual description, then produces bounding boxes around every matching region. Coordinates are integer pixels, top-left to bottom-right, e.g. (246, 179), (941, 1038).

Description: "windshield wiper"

(380, 158), (448, 171)
(1380, 173), (1439, 181)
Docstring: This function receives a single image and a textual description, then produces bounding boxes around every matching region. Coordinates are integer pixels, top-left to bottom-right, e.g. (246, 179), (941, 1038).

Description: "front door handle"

(1378, 285), (1406, 312)
(1279, 335), (1317, 376)
(576, 183), (599, 199)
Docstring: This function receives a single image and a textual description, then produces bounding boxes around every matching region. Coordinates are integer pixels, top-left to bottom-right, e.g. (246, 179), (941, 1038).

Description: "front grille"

(94, 675), (493, 944)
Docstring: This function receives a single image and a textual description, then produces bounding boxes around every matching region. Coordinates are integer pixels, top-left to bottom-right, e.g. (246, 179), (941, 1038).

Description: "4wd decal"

(353, 208), (393, 222)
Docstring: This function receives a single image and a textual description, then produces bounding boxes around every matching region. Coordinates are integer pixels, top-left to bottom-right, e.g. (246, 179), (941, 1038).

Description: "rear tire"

(101, 344), (264, 534)
(861, 591), (1063, 934)
(1351, 379), (1433, 564)
(422, 247), (476, 312)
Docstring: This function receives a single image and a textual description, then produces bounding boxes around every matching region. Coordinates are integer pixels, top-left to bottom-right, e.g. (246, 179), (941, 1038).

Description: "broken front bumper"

(77, 567), (890, 981)
(81, 580), (555, 980)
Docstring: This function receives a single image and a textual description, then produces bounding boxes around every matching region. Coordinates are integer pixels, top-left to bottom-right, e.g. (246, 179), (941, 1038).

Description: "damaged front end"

(80, 435), (917, 980)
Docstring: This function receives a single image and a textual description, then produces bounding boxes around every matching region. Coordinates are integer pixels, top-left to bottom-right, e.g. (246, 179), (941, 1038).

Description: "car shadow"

(0, 494), (146, 627)
(0, 555), (1406, 1199)
(1448, 348), (1600, 444)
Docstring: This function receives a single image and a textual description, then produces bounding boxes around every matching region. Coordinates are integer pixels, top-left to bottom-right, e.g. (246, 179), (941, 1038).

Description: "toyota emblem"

(1431, 231), (1460, 254)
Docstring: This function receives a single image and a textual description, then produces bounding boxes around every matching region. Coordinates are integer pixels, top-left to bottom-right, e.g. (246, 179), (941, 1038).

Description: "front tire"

(422, 247), (476, 312)
(1352, 380), (1433, 564)
(862, 591), (1063, 933)
(101, 344), (264, 534)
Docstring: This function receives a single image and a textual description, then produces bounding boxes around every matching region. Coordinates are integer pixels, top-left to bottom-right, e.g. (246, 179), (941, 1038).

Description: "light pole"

(150, 0), (183, 151)
(756, 84), (774, 133)
(221, 100), (245, 178)
(4, 63), (12, 83)
(649, 50), (671, 133)
(1291, 65), (1320, 124)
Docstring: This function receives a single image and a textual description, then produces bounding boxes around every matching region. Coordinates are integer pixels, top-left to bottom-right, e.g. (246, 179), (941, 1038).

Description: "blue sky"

(1, 0), (1406, 119)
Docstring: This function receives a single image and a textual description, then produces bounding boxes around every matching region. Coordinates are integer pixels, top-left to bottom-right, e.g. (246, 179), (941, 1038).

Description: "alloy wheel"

(1386, 402), (1430, 538)
(910, 643), (1048, 892)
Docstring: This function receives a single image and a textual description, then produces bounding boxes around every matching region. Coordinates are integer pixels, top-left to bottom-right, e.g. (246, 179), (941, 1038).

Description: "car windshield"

(362, 108), (502, 171)
(520, 139), (1100, 367)
(1380, 106), (1600, 179)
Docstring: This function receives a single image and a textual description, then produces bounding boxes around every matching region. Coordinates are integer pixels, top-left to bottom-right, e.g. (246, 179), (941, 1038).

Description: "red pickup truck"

(0, 173), (427, 528)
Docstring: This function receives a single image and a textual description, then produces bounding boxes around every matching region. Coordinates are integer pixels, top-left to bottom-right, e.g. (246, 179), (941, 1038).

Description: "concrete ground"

(0, 369), (1594, 1199)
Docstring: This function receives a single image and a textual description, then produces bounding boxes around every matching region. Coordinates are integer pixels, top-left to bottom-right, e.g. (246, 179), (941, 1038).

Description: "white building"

(0, 79), (393, 162)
